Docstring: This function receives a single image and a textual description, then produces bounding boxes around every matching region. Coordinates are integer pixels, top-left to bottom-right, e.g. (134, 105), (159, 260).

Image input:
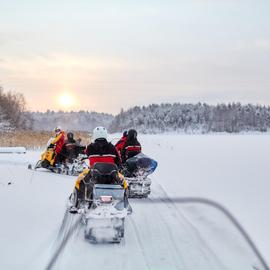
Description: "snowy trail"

(0, 136), (269, 270)
(141, 134), (270, 265)
(0, 163), (263, 270)
(46, 183), (218, 270)
(45, 180), (261, 270)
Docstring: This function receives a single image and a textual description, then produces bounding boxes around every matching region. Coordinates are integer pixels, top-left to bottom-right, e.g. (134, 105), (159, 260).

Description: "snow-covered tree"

(30, 111), (114, 132)
(110, 103), (270, 133)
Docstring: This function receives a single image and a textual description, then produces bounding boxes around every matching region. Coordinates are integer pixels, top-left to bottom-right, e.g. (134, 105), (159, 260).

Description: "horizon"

(26, 100), (270, 116)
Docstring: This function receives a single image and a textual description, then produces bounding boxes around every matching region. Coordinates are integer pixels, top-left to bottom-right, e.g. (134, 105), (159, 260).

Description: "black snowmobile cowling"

(91, 163), (119, 185)
(125, 153), (158, 177)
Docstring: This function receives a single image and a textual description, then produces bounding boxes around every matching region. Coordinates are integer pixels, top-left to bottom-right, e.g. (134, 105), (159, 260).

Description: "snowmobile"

(59, 154), (89, 176)
(83, 184), (127, 243)
(28, 137), (88, 175)
(29, 140), (56, 170)
(29, 153), (88, 175)
(122, 153), (158, 198)
(68, 163), (129, 243)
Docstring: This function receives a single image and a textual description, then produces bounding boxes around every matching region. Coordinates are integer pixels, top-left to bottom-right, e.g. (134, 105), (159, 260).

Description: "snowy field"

(0, 134), (269, 270)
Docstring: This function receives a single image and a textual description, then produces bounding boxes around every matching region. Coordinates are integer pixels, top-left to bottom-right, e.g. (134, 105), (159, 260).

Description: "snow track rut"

(46, 180), (230, 270)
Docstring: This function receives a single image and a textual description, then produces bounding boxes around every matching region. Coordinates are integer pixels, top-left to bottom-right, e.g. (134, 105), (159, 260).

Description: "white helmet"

(54, 126), (62, 134)
(92, 126), (108, 141)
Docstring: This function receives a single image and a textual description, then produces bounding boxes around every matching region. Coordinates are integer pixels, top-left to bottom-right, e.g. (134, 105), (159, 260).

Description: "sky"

(0, 0), (270, 114)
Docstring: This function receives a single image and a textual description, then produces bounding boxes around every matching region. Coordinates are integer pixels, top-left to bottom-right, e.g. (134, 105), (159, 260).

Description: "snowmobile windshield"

(46, 138), (54, 147)
(44, 197), (269, 270)
(93, 184), (125, 201)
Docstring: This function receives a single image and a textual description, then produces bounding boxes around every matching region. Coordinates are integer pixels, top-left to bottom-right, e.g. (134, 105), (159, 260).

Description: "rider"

(50, 127), (65, 165)
(72, 127), (127, 210)
(60, 132), (80, 163)
(121, 129), (141, 163)
(86, 126), (121, 167)
(115, 130), (128, 159)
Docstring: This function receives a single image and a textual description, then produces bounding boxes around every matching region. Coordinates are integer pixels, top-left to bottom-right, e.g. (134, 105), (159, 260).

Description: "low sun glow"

(58, 93), (75, 109)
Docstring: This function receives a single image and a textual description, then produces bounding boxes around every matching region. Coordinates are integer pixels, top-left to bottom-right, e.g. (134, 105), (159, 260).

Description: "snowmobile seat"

(125, 146), (141, 160)
(91, 163), (119, 184)
(125, 153), (158, 177)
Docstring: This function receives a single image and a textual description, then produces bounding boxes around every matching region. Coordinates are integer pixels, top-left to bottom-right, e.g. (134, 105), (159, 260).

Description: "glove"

(118, 164), (124, 172)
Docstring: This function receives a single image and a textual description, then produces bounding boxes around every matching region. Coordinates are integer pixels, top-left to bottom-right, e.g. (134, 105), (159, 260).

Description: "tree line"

(110, 103), (270, 133)
(0, 87), (31, 131)
(1, 86), (270, 133)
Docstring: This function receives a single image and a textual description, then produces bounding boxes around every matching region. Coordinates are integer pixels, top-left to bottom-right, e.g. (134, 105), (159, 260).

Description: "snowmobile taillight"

(100, 196), (113, 203)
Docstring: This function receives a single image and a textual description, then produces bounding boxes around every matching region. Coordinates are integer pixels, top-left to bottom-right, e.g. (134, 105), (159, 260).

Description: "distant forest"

(110, 103), (270, 133)
(30, 110), (113, 132)
(1, 87), (270, 133)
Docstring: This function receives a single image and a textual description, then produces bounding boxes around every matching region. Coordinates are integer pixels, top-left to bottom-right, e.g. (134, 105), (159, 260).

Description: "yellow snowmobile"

(33, 138), (56, 170)
(37, 146), (56, 168)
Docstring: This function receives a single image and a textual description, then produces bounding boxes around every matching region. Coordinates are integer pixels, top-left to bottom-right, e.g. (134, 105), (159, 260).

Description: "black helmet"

(67, 132), (74, 140)
(127, 129), (137, 140)
(123, 130), (128, 137)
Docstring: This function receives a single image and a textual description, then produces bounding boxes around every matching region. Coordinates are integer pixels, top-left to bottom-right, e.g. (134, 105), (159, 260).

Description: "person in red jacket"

(115, 131), (128, 159)
(85, 126), (121, 167)
(121, 129), (141, 163)
(50, 127), (65, 165)
(69, 127), (126, 212)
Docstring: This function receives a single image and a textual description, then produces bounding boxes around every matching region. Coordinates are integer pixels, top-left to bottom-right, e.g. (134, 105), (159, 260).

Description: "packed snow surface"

(0, 147), (26, 153)
(0, 134), (269, 270)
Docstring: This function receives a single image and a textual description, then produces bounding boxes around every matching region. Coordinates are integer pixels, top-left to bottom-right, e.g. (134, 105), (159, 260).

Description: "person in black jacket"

(60, 132), (81, 163)
(121, 129), (141, 163)
(85, 127), (121, 167)
(70, 127), (125, 212)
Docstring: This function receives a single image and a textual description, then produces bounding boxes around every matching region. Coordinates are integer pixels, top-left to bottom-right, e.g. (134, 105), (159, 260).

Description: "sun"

(58, 93), (75, 109)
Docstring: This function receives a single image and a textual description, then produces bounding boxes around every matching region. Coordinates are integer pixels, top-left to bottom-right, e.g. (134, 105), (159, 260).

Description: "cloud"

(0, 53), (132, 81)
(254, 39), (270, 50)
(0, 33), (22, 45)
(235, 38), (270, 51)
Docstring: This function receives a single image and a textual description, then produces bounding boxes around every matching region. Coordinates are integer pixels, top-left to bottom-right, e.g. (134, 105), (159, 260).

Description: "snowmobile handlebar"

(47, 144), (56, 150)
(77, 155), (88, 162)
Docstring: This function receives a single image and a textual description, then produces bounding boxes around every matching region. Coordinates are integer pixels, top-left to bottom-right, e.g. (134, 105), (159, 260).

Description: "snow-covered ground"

(140, 134), (270, 264)
(0, 134), (269, 270)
